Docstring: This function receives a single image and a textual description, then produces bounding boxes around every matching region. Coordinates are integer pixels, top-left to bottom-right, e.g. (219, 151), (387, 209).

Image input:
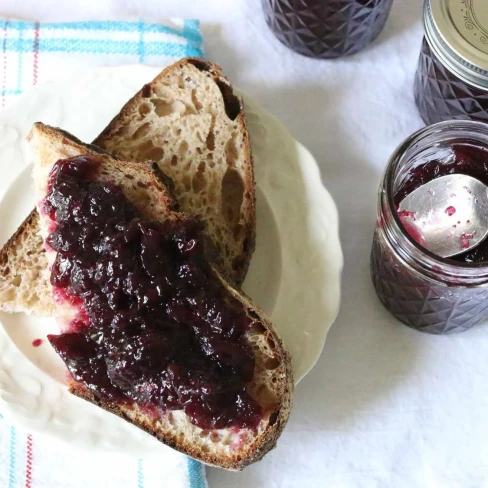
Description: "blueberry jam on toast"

(44, 156), (262, 430)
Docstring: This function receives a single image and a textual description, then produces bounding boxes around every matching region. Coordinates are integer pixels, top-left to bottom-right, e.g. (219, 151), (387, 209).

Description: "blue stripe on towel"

(2, 20), (203, 44)
(2, 38), (203, 58)
(8, 426), (16, 488)
(137, 458), (144, 488)
(188, 458), (207, 488)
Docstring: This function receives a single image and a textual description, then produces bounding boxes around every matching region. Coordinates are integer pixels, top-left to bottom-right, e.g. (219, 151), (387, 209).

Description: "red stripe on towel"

(33, 22), (39, 85)
(2, 21), (8, 107)
(25, 434), (33, 488)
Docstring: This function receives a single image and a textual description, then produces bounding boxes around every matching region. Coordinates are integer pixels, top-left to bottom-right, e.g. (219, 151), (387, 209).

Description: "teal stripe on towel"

(188, 458), (207, 488)
(2, 38), (203, 57)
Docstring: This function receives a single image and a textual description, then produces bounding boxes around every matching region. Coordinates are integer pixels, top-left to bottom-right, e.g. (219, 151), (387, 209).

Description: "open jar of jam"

(414, 0), (488, 125)
(371, 121), (488, 334)
(262, 0), (394, 59)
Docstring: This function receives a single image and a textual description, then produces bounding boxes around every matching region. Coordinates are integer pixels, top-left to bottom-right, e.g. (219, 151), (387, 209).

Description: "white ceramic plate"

(0, 66), (343, 454)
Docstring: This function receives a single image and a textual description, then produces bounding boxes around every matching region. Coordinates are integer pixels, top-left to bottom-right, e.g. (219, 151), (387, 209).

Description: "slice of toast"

(94, 58), (255, 285)
(0, 57), (255, 315)
(30, 123), (292, 470)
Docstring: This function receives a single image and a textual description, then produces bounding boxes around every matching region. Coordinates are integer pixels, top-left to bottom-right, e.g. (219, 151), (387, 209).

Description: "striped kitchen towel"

(0, 19), (204, 108)
(0, 19), (207, 488)
(0, 412), (207, 488)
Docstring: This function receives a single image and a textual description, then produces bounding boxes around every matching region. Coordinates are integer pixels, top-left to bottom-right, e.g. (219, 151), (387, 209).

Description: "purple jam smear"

(395, 144), (488, 264)
(44, 156), (262, 430)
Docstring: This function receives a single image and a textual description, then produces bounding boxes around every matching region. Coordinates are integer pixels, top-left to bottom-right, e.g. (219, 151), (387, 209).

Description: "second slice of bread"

(94, 58), (256, 285)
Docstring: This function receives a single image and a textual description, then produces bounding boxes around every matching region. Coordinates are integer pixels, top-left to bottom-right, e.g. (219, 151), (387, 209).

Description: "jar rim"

(382, 120), (488, 282)
(424, 0), (488, 90)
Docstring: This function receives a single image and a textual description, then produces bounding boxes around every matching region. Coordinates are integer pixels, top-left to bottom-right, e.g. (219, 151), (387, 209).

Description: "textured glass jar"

(262, 0), (394, 59)
(371, 121), (488, 335)
(414, 0), (488, 124)
(415, 39), (488, 125)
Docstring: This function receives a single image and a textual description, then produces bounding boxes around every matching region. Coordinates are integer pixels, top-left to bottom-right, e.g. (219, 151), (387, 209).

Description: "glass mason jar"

(414, 0), (488, 125)
(262, 0), (394, 59)
(371, 121), (488, 335)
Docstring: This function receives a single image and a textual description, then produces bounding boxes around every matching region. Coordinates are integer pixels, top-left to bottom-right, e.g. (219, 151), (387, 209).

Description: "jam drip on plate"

(44, 156), (262, 430)
(395, 144), (488, 264)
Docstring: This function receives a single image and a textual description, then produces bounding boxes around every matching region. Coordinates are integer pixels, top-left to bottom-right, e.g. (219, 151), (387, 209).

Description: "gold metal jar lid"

(425, 0), (488, 89)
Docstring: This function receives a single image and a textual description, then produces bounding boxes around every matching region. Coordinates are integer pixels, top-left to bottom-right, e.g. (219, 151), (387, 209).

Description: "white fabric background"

(3, 1), (488, 487)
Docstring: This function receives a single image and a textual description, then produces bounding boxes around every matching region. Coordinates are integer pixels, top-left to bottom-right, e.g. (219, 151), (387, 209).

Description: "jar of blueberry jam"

(371, 121), (488, 334)
(262, 0), (394, 59)
(414, 0), (488, 125)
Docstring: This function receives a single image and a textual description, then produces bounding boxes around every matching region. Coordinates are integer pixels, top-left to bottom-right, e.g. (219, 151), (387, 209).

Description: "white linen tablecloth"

(2, 1), (487, 487)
